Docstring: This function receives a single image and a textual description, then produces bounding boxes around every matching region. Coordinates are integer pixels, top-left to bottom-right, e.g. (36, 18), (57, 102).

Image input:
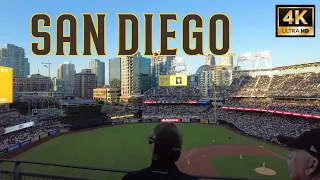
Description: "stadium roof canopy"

(236, 61), (320, 72)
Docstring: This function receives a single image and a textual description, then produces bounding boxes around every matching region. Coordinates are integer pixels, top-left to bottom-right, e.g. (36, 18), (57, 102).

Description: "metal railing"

(0, 159), (267, 180)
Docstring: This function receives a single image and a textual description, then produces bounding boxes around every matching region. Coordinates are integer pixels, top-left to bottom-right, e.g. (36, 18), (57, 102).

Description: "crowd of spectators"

(101, 104), (137, 117)
(0, 119), (63, 150)
(143, 87), (201, 101)
(229, 72), (320, 98)
(0, 110), (31, 128)
(217, 109), (320, 144)
(142, 104), (213, 120)
(225, 98), (320, 115)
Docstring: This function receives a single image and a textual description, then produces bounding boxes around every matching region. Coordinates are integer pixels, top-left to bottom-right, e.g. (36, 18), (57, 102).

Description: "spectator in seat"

(278, 129), (320, 180)
(122, 123), (199, 180)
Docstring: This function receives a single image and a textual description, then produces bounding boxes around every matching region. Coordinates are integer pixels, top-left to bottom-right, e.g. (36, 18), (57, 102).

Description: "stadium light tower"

(170, 58), (188, 75)
(237, 51), (272, 70)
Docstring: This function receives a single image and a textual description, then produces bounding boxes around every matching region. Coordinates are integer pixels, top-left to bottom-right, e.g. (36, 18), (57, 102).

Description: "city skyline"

(0, 0), (319, 84)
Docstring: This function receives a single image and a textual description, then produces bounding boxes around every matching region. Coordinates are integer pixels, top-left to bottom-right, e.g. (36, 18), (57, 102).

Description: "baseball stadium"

(0, 61), (320, 180)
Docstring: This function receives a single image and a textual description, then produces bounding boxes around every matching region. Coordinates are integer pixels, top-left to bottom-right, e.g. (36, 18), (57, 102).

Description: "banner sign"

(31, 135), (39, 142)
(188, 100), (198, 104)
(220, 106), (320, 119)
(111, 114), (134, 119)
(182, 119), (191, 123)
(20, 139), (31, 147)
(198, 101), (209, 105)
(0, 149), (7, 156)
(187, 75), (199, 86)
(190, 119), (200, 123)
(32, 108), (60, 116)
(4, 121), (35, 134)
(8, 143), (20, 152)
(160, 118), (181, 123)
(39, 132), (48, 139)
(142, 100), (155, 104)
(201, 120), (209, 124)
(49, 130), (57, 136)
(130, 119), (138, 123)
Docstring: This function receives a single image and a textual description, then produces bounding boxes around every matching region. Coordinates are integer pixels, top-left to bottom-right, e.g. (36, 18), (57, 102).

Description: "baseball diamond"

(0, 123), (291, 180)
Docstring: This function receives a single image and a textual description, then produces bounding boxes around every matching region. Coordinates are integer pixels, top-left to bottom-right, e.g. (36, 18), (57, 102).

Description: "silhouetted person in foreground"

(122, 123), (199, 180)
(278, 128), (320, 180)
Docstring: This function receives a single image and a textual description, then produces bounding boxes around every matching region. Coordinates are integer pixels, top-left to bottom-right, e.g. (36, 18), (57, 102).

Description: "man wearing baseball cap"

(122, 122), (199, 180)
(277, 128), (320, 180)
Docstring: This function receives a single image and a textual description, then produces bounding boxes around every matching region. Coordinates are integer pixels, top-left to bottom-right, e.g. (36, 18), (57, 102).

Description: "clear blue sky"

(0, 0), (319, 84)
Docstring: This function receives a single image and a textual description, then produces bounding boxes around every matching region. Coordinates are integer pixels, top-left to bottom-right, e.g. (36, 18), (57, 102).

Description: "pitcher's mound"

(255, 167), (276, 176)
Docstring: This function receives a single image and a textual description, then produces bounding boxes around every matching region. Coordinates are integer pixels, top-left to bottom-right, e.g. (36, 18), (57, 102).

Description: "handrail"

(0, 159), (268, 180)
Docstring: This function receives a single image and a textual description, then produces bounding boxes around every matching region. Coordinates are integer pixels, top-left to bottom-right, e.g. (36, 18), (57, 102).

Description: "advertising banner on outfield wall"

(39, 132), (48, 139)
(160, 118), (181, 123)
(124, 120), (130, 124)
(130, 119), (138, 123)
(151, 119), (159, 122)
(31, 135), (39, 142)
(49, 130), (57, 136)
(8, 143), (20, 152)
(182, 119), (190, 123)
(190, 119), (200, 123)
(0, 149), (7, 156)
(200, 120), (208, 124)
(20, 139), (31, 147)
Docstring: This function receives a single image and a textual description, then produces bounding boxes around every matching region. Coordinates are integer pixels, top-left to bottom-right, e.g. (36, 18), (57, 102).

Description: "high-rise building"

(13, 74), (53, 92)
(89, 59), (105, 87)
(109, 57), (121, 88)
(204, 54), (215, 67)
(0, 44), (30, 77)
(57, 62), (76, 87)
(220, 55), (234, 66)
(150, 50), (175, 87)
(196, 65), (213, 98)
(74, 69), (97, 98)
(120, 52), (151, 102)
(52, 77), (74, 96)
(213, 65), (235, 86)
(93, 87), (121, 103)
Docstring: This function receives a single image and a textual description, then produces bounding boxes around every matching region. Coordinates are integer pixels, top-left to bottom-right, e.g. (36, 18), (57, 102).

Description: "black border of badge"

(276, 5), (316, 37)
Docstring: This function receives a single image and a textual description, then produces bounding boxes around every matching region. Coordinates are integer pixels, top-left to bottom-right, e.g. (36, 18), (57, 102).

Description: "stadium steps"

(253, 76), (260, 88)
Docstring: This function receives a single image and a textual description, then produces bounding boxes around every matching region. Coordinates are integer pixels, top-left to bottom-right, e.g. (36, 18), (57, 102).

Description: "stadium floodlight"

(237, 51), (272, 70)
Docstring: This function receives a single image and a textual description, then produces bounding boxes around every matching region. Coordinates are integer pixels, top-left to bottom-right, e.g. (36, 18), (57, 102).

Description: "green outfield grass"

(0, 123), (291, 180)
(211, 155), (290, 180)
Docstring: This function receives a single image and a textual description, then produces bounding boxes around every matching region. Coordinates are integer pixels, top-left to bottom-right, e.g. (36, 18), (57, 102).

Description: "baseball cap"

(147, 123), (183, 160)
(277, 128), (320, 160)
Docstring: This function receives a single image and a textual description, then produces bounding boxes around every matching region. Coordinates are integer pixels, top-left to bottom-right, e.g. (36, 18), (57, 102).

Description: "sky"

(0, 0), (319, 84)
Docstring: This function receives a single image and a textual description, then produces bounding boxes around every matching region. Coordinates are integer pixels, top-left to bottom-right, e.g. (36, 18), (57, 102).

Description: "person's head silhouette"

(278, 129), (320, 180)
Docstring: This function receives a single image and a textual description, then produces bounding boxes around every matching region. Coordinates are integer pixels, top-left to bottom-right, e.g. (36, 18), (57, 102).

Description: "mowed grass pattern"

(0, 123), (291, 180)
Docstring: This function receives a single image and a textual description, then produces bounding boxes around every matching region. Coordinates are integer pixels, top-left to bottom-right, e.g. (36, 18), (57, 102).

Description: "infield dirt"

(176, 145), (279, 178)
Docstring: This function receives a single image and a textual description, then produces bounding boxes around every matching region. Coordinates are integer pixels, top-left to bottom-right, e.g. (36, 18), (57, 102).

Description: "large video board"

(0, 66), (13, 104)
(159, 75), (188, 86)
